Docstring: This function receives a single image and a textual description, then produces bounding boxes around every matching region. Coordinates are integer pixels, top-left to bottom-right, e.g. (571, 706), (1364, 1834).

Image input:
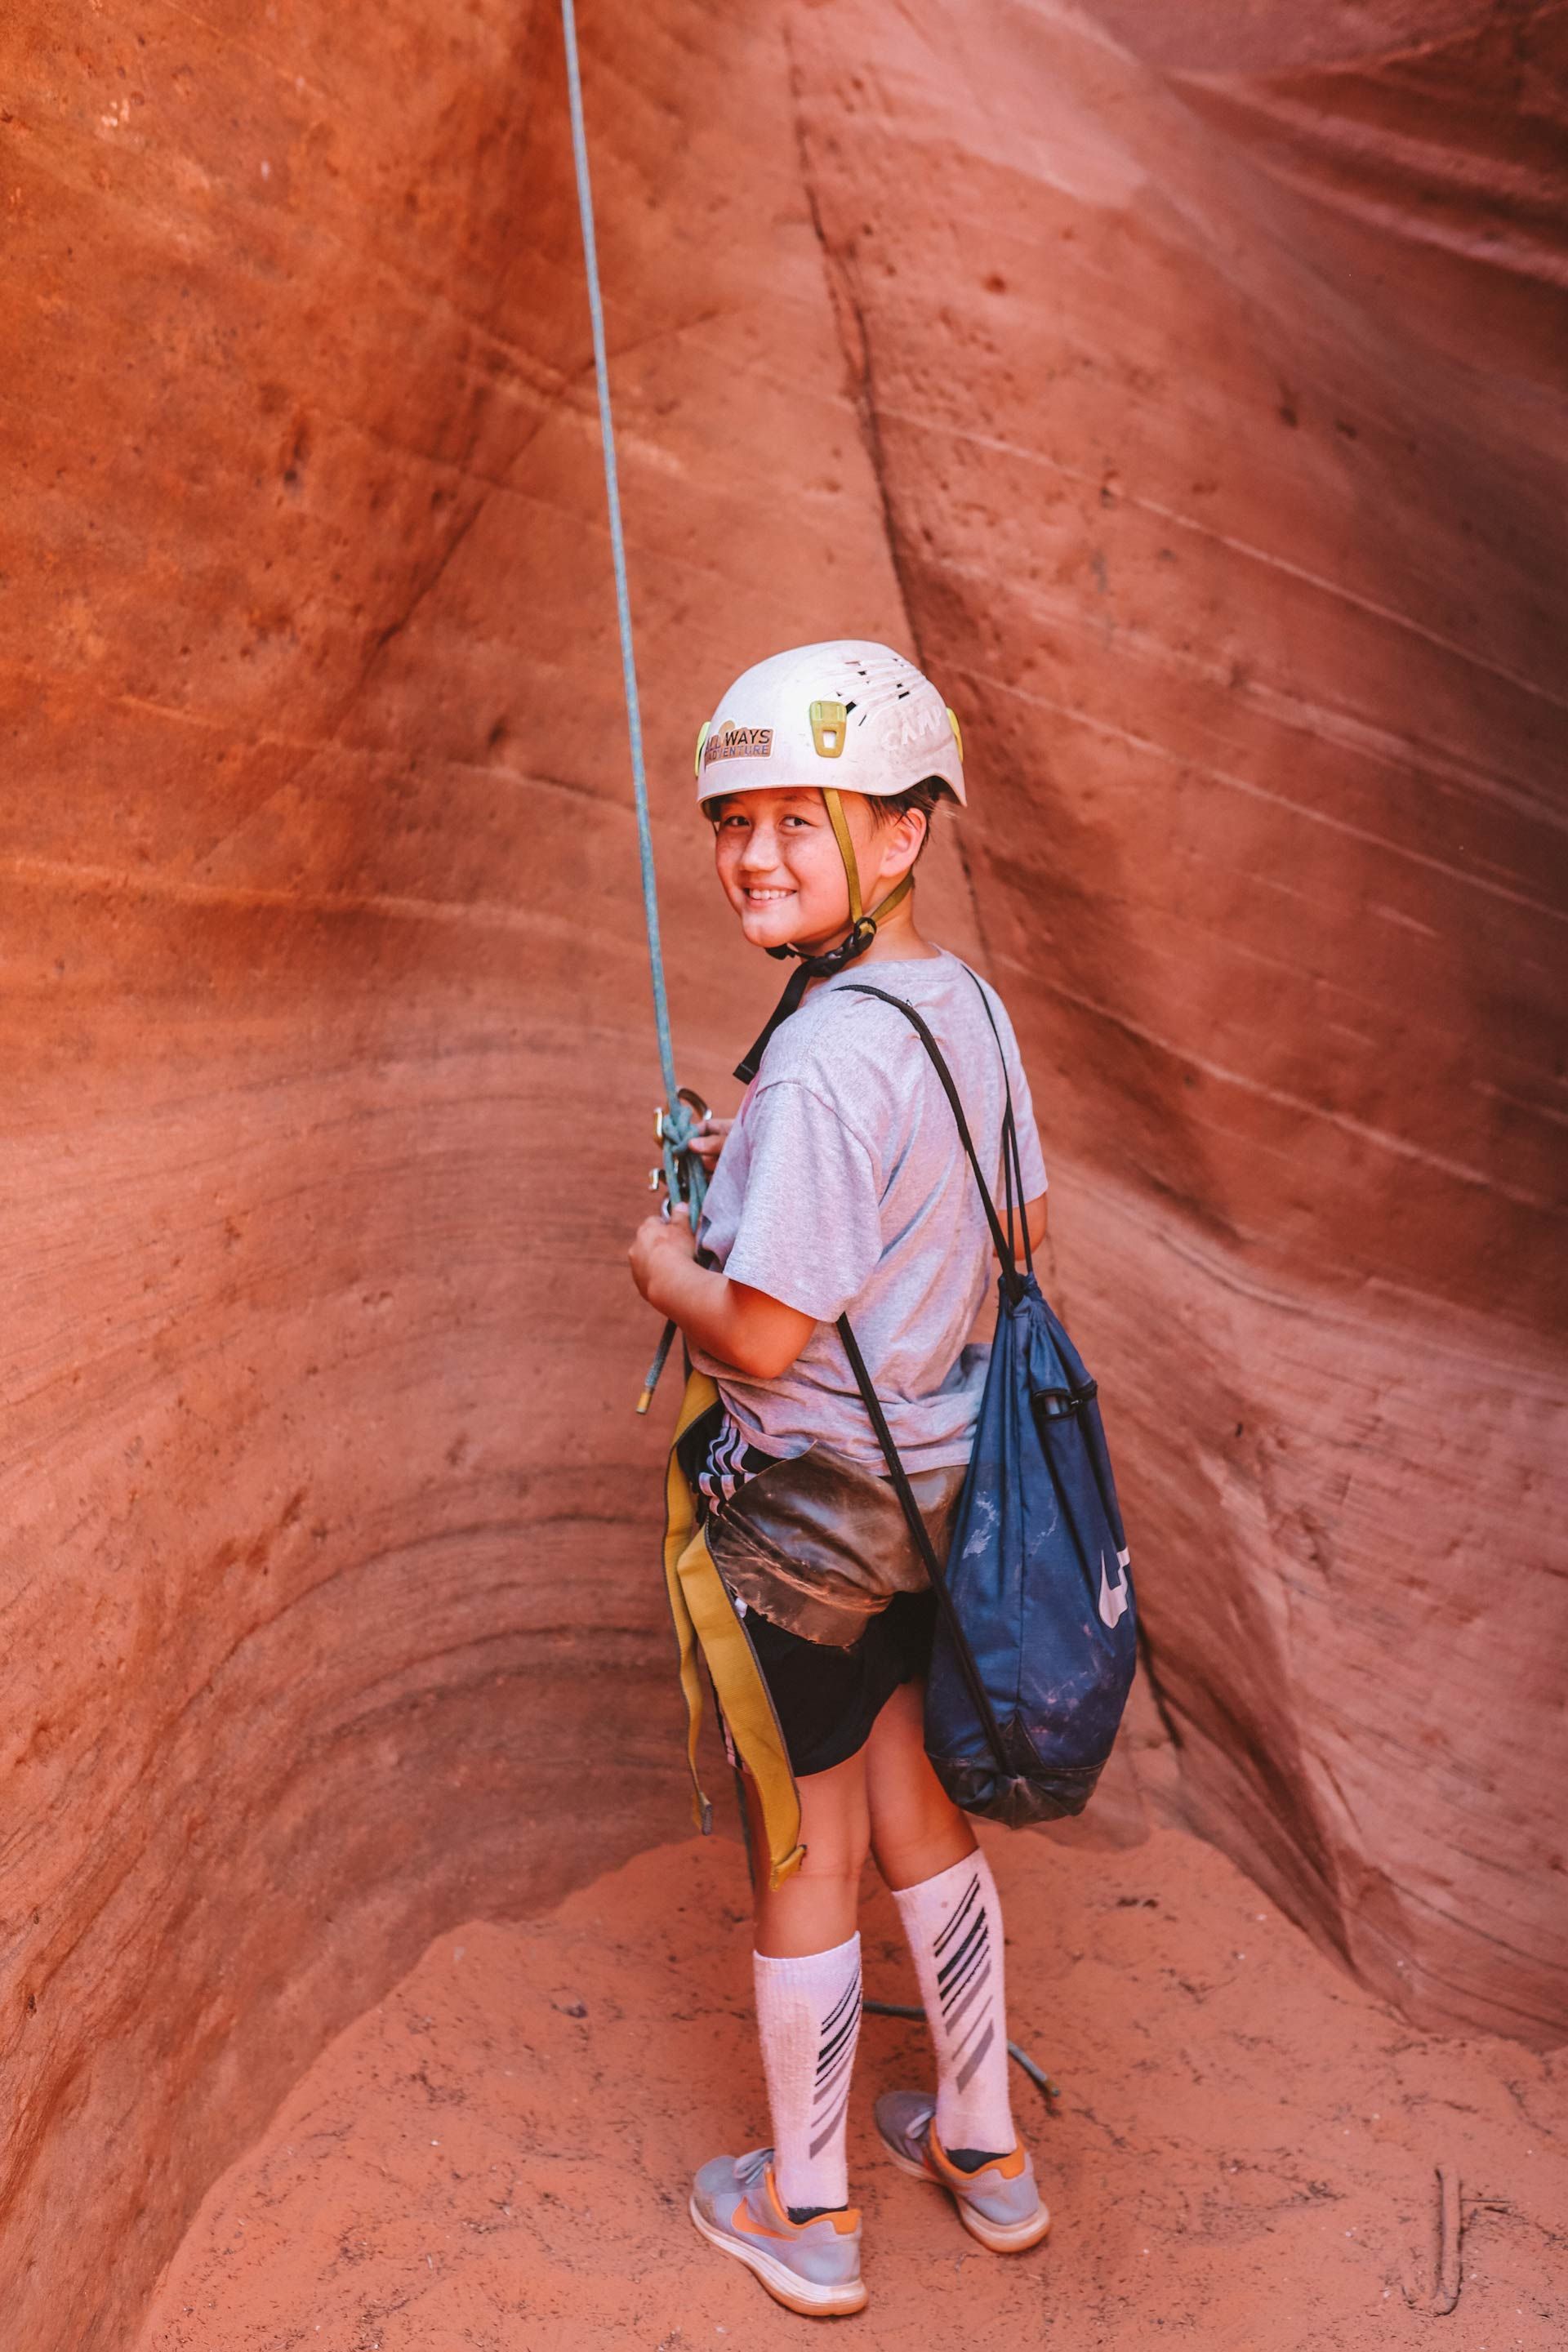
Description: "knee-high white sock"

(752, 1933), (862, 2214)
(893, 1849), (1016, 2158)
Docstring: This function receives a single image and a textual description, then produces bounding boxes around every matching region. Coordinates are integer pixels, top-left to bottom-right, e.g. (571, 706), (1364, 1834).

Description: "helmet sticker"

(702, 721), (774, 766)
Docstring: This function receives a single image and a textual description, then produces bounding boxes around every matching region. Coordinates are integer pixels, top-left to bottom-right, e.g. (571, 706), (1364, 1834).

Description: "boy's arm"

(993, 1193), (1049, 1261)
(1001, 1195), (1048, 1270)
(629, 1208), (815, 1382)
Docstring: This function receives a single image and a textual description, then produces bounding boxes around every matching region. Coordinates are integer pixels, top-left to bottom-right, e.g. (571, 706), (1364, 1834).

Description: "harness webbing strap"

(662, 1372), (806, 1888)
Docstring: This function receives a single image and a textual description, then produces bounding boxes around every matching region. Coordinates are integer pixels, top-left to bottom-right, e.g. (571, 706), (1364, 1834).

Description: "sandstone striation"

(2, 2), (1564, 2345)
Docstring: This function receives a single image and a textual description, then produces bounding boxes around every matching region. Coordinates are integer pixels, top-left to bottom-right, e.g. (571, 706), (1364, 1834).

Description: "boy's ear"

(889, 805), (929, 871)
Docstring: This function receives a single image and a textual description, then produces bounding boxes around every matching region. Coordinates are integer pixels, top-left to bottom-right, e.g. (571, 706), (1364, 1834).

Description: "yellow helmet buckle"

(809, 699), (849, 759)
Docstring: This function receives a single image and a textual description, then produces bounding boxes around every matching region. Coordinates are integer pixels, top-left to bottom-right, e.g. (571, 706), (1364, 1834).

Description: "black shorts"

(677, 1402), (937, 1779)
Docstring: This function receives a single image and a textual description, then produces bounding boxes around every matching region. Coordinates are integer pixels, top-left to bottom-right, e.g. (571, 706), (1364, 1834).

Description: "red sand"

(139, 1824), (1566, 2350)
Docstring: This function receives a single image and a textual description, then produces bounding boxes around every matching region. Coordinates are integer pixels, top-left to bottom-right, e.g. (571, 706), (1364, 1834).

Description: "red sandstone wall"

(2, 2), (1564, 2344)
(784, 0), (1568, 2038)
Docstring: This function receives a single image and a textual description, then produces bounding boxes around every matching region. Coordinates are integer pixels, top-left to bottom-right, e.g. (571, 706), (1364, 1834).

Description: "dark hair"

(702, 778), (949, 854)
(870, 777), (947, 858)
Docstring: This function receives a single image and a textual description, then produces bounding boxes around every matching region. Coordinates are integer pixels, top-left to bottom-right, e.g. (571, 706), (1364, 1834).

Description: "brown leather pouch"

(706, 1445), (965, 1648)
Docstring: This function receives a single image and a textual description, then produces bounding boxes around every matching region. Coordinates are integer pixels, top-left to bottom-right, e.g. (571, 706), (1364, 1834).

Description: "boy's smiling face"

(707, 786), (921, 955)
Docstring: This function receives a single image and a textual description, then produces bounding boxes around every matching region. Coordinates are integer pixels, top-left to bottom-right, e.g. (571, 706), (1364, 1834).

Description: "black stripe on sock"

(816, 2007), (860, 2078)
(814, 2039), (858, 2107)
(942, 1932), (990, 2016)
(944, 1958), (992, 2038)
(933, 1876), (982, 1956)
(821, 1970), (861, 2038)
(955, 2018), (996, 2093)
(809, 2086), (853, 2158)
(938, 1913), (987, 1994)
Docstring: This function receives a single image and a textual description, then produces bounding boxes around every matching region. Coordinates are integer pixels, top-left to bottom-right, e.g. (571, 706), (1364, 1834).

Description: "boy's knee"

(873, 1775), (962, 1849)
(795, 1841), (868, 1891)
(872, 1809), (975, 1892)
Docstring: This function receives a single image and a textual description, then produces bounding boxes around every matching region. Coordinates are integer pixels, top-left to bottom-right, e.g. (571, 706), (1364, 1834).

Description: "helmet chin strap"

(735, 787), (914, 1083)
(821, 786), (866, 927)
(769, 787), (915, 961)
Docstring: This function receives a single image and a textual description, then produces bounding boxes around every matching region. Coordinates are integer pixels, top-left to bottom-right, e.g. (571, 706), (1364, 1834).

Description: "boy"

(629, 641), (1051, 2316)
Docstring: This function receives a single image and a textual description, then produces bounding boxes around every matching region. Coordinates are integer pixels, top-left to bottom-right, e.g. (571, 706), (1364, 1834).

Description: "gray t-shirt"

(693, 949), (1048, 1472)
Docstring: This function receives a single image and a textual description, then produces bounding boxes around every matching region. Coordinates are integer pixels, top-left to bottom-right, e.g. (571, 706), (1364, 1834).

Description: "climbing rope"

(560, 0), (706, 1409)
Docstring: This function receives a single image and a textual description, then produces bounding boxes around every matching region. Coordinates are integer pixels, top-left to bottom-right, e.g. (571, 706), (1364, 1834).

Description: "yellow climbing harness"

(662, 1369), (805, 1889)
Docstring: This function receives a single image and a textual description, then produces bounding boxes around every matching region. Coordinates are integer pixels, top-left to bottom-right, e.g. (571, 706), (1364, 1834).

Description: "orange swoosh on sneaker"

(731, 2202), (796, 2244)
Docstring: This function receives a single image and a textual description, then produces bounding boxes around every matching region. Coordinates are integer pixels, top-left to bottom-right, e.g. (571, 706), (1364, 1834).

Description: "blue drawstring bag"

(837, 980), (1136, 1826)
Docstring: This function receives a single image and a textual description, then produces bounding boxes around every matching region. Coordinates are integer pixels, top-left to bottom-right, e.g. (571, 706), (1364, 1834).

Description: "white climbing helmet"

(694, 639), (966, 807)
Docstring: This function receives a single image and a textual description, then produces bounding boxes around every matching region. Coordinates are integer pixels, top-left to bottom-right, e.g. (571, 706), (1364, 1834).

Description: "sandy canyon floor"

(138, 1825), (1566, 2350)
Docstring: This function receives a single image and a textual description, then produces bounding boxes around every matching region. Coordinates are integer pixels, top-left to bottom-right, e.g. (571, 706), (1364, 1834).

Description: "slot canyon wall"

(3, 0), (1565, 2343)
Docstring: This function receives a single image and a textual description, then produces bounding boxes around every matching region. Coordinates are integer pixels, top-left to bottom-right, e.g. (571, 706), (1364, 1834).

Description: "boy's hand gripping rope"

(560, 0), (706, 1410)
(636, 1089), (710, 1411)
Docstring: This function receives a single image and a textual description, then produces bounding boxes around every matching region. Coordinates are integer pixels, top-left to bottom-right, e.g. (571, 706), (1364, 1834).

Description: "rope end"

(635, 1388), (653, 1415)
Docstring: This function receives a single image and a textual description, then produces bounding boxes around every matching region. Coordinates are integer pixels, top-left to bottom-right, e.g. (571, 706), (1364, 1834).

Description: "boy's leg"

(688, 1757), (871, 2316)
(747, 1751), (871, 2216)
(866, 1685), (1015, 2162)
(864, 1678), (975, 1891)
(750, 1745), (869, 1958)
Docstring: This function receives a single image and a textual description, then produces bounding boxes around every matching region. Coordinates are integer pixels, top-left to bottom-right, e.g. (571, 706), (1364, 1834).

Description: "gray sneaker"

(874, 2091), (1051, 2253)
(689, 2146), (867, 2316)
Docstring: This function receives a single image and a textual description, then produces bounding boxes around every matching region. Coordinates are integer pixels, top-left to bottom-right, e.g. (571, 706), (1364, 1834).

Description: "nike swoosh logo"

(1098, 1548), (1130, 1629)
